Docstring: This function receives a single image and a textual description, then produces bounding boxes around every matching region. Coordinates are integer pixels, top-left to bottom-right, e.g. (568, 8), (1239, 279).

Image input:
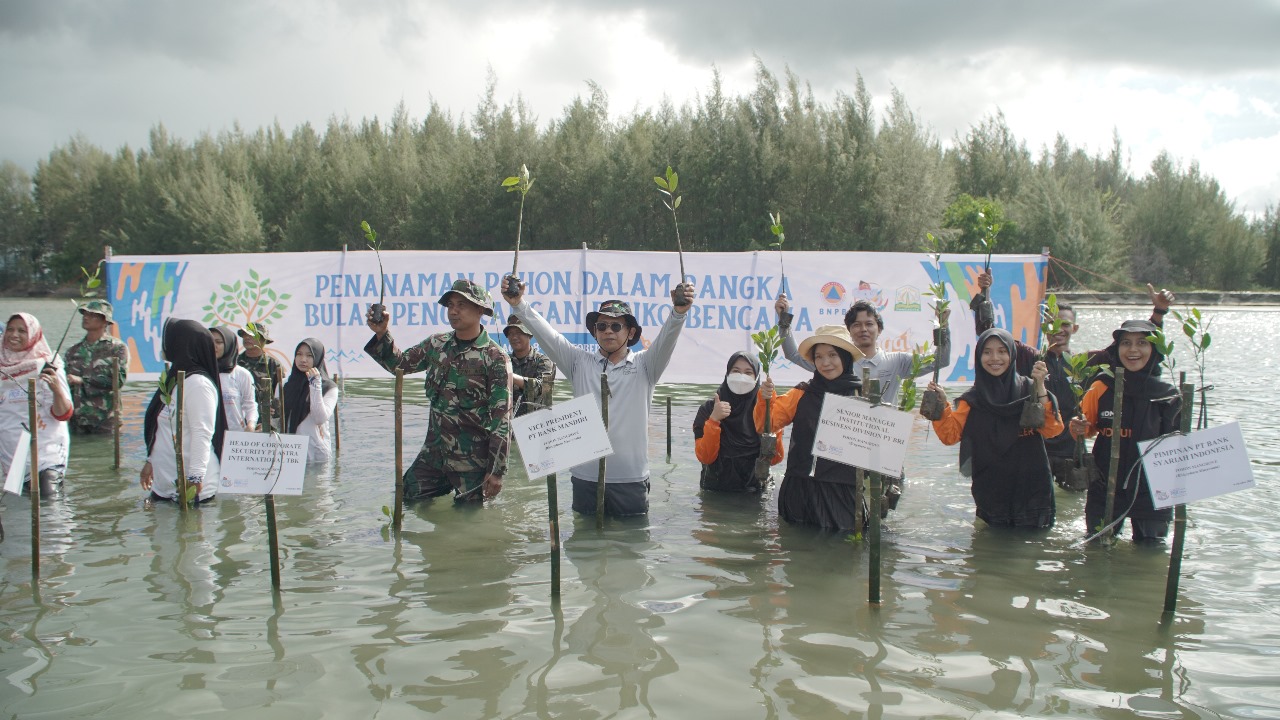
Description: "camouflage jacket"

(365, 329), (511, 476)
(237, 353), (287, 419)
(64, 335), (128, 432)
(511, 349), (556, 417)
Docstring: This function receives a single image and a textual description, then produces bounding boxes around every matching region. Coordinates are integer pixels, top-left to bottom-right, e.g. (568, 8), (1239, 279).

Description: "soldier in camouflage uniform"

(503, 314), (556, 417)
(365, 279), (512, 502)
(237, 325), (286, 426)
(64, 299), (129, 435)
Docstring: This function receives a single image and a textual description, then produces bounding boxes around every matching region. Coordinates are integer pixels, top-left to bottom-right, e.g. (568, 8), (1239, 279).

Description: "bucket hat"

(78, 299), (114, 324)
(439, 279), (495, 317)
(585, 299), (642, 347)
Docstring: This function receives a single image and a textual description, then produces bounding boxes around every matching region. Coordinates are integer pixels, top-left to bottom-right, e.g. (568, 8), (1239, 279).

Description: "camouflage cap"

(502, 314), (532, 337)
(439, 279), (495, 317)
(237, 323), (275, 344)
(78, 299), (114, 323)
(586, 299), (642, 347)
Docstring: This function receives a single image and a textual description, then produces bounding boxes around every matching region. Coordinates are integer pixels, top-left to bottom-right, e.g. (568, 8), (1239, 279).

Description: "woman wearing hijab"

(0, 313), (73, 496)
(1069, 319), (1181, 541)
(693, 351), (784, 493)
(283, 338), (338, 463)
(141, 318), (227, 503)
(755, 325), (866, 531)
(928, 328), (1062, 529)
(209, 326), (259, 432)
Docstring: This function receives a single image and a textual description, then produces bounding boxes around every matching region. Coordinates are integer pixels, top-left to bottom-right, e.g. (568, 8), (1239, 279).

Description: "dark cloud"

(0, 0), (279, 63)
(541, 0), (1280, 77)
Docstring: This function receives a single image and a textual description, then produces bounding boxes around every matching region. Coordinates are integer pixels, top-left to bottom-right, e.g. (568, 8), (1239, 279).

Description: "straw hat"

(797, 325), (865, 364)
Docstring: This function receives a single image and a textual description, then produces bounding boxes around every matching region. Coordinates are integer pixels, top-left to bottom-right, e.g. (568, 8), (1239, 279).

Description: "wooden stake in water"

(1101, 370), (1125, 541)
(393, 369), (405, 532)
(29, 379), (40, 581)
(175, 370), (188, 512)
(868, 379), (883, 605)
(111, 356), (121, 469)
(265, 494), (281, 590)
(596, 373), (611, 529)
(1163, 375), (1195, 615)
(547, 472), (560, 596)
(666, 395), (672, 458)
(332, 373), (341, 456)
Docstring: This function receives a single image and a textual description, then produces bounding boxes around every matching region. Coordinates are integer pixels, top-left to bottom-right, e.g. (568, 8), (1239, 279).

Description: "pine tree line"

(1, 62), (1275, 291)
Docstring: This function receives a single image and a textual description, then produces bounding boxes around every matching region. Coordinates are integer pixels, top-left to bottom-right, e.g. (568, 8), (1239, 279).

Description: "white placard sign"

(217, 431), (308, 495)
(811, 393), (914, 478)
(1140, 421), (1255, 510)
(3, 431), (30, 494)
(511, 394), (613, 478)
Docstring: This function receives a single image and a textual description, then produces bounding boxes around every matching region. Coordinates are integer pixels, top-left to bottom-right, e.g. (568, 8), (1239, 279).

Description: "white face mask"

(725, 372), (757, 396)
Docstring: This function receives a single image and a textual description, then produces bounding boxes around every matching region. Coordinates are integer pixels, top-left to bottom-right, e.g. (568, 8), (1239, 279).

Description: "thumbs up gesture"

(709, 392), (731, 421)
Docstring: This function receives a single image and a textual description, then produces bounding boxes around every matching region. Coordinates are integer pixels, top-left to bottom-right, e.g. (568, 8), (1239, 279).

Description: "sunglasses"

(594, 321), (626, 333)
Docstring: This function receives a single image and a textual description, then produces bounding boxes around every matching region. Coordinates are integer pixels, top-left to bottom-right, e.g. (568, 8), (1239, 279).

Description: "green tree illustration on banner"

(201, 268), (292, 326)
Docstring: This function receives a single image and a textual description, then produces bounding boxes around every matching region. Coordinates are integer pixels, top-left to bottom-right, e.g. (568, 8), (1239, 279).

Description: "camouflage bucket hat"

(78, 299), (115, 324)
(502, 314), (532, 338)
(237, 324), (275, 344)
(439, 279), (495, 317)
(586, 299), (642, 347)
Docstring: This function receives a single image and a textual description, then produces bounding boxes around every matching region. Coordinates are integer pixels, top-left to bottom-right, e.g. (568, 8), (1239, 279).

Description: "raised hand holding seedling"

(654, 165), (691, 303)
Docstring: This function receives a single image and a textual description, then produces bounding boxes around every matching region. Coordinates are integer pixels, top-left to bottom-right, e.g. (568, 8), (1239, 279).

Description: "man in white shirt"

(503, 279), (695, 516)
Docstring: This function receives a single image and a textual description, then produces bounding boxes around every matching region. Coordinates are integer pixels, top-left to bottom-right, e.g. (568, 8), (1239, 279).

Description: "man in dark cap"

(64, 299), (129, 434)
(366, 279), (512, 502)
(237, 323), (287, 426)
(503, 278), (695, 517)
(504, 314), (556, 417)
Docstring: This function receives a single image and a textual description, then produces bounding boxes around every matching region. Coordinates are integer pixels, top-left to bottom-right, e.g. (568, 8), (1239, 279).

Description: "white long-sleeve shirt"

(220, 365), (259, 431)
(293, 376), (339, 463)
(0, 366), (71, 476)
(147, 373), (220, 502)
(513, 300), (687, 484)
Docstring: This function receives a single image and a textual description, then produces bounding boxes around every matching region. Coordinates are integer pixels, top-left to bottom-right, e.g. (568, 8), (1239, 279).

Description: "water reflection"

(557, 521), (679, 717)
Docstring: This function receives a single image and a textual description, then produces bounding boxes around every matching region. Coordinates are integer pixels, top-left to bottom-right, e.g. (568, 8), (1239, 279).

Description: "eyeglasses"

(594, 321), (625, 333)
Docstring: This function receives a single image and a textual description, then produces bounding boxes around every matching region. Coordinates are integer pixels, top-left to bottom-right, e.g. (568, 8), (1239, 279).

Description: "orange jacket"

(931, 396), (1063, 446)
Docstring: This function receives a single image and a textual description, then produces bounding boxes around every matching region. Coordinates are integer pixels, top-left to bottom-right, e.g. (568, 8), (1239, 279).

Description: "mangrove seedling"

(751, 325), (784, 440)
(923, 233), (951, 322)
(769, 211), (793, 330)
(897, 342), (935, 413)
(1172, 307), (1212, 429)
(654, 165), (689, 302)
(361, 220), (387, 324)
(501, 164), (535, 297)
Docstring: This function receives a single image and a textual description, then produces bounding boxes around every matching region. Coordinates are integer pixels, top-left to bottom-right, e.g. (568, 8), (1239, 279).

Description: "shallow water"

(1, 298), (1277, 719)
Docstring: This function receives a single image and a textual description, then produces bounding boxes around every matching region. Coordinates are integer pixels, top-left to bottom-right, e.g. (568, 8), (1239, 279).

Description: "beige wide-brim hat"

(797, 325), (866, 364)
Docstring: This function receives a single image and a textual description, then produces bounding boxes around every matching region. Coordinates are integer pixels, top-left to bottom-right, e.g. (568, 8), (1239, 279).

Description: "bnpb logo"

(819, 281), (846, 305)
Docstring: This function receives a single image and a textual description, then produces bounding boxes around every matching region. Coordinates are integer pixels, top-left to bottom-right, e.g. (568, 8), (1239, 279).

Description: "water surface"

(1, 298), (1277, 718)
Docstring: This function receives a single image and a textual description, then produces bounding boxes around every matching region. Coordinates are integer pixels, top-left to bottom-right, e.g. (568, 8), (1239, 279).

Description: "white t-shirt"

(220, 366), (259, 431)
(293, 376), (339, 463)
(147, 373), (220, 502)
(0, 366), (71, 476)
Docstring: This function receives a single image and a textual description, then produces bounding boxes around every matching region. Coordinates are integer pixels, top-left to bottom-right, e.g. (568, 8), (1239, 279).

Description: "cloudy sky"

(2, 0), (1277, 214)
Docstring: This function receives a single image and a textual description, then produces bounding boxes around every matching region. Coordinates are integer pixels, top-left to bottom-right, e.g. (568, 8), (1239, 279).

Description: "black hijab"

(693, 351), (762, 459)
(957, 328), (1037, 472)
(283, 337), (337, 434)
(787, 343), (862, 477)
(144, 318), (228, 458)
(209, 325), (239, 373)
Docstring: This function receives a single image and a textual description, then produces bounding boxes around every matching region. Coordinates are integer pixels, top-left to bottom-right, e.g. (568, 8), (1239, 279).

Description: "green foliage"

(201, 268), (292, 326)
(12, 66), (1262, 292)
(361, 220), (386, 303)
(1172, 307), (1213, 429)
(751, 326), (783, 375)
(768, 211), (787, 280)
(1061, 351), (1095, 402)
(923, 232), (950, 319)
(502, 164), (535, 272)
(80, 261), (104, 297)
(655, 165), (687, 278)
(898, 342), (935, 412)
(1146, 328), (1177, 379)
(1039, 294), (1070, 355)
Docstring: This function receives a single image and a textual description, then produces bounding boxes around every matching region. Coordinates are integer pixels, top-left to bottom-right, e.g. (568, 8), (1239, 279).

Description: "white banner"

(812, 393), (914, 478)
(1140, 422), (1255, 509)
(217, 431), (308, 496)
(106, 249), (1047, 384)
(511, 395), (613, 478)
